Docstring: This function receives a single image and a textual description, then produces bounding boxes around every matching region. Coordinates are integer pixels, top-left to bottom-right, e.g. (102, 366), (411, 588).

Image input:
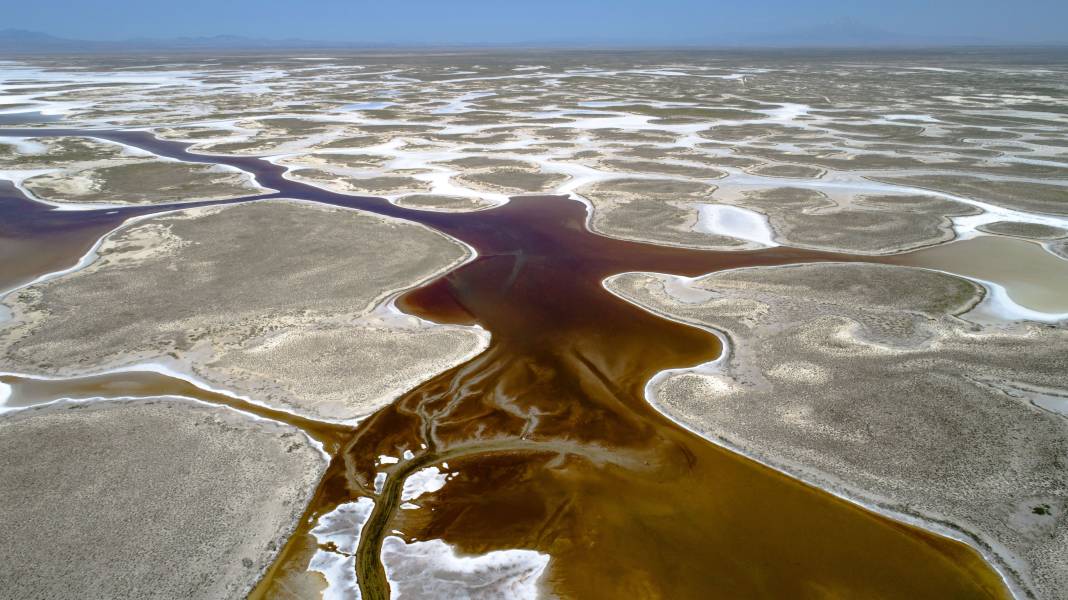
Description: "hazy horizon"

(5, 0), (1068, 46)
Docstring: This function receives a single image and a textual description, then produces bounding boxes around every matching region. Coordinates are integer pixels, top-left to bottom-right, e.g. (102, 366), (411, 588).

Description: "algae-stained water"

(333, 196), (1006, 600)
(0, 129), (1009, 599)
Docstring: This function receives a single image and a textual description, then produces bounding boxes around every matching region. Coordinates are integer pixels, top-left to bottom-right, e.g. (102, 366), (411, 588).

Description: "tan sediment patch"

(0, 199), (487, 421)
(586, 128), (679, 144)
(740, 147), (979, 172)
(278, 152), (389, 171)
(394, 194), (497, 212)
(767, 361), (831, 384)
(598, 158), (727, 180)
(743, 163), (826, 179)
(187, 118), (355, 156)
(0, 135), (265, 205)
(153, 125), (244, 143)
(313, 135), (389, 151)
(451, 167), (568, 195)
(614, 146), (758, 168)
(23, 160), (264, 205)
(977, 221), (1068, 241)
(434, 156), (536, 171)
(577, 177), (751, 251)
(286, 169), (431, 196)
(607, 263), (1068, 599)
(718, 186), (979, 254)
(193, 137), (305, 156)
(0, 136), (131, 169)
(871, 174), (1068, 216)
(0, 398), (326, 599)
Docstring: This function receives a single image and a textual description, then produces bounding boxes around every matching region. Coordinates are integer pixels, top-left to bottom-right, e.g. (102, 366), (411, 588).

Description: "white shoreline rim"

(0, 392), (332, 464)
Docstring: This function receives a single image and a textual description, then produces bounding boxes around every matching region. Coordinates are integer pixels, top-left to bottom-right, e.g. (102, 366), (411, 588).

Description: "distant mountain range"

(0, 29), (343, 52)
(0, 23), (1059, 53)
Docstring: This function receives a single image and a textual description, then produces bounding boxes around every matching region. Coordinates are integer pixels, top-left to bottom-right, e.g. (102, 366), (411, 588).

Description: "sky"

(6, 0), (1068, 45)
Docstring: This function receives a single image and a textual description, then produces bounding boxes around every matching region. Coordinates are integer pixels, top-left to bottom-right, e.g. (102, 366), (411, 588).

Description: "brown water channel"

(0, 128), (1010, 599)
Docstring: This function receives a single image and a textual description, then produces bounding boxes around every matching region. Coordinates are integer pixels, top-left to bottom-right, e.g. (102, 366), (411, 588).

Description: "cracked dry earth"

(1, 49), (1067, 600)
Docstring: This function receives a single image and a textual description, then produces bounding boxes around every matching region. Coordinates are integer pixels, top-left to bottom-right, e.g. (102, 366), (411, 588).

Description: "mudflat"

(2, 136), (266, 205)
(0, 199), (488, 421)
(0, 399), (327, 599)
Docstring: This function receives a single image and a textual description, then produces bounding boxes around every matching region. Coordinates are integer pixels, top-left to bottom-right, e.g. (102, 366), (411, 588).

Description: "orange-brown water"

(0, 128), (1010, 599)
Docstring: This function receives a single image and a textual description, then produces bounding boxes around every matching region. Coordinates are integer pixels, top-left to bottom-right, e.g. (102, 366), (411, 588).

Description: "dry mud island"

(1, 49), (1067, 599)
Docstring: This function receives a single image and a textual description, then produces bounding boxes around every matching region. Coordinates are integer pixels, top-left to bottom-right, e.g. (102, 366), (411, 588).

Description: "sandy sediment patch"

(0, 398), (326, 599)
(393, 193), (497, 212)
(576, 177), (754, 251)
(872, 174), (1068, 217)
(584, 127), (680, 144)
(451, 165), (569, 195)
(286, 168), (431, 196)
(737, 146), (979, 172)
(597, 158), (727, 180)
(978, 220), (1068, 240)
(606, 263), (1068, 600)
(434, 156), (535, 171)
(277, 151), (389, 171)
(0, 199), (488, 422)
(743, 162), (826, 179)
(23, 160), (264, 205)
(311, 134), (390, 151)
(0, 136), (133, 169)
(1, 135), (266, 206)
(717, 186), (980, 254)
(187, 116), (351, 156)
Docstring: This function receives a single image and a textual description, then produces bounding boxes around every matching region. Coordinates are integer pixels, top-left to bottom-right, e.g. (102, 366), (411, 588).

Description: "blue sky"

(7, 0), (1068, 44)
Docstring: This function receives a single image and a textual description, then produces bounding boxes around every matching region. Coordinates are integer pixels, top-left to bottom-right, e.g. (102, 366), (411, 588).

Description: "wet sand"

(0, 128), (1014, 599)
(0, 398), (328, 599)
